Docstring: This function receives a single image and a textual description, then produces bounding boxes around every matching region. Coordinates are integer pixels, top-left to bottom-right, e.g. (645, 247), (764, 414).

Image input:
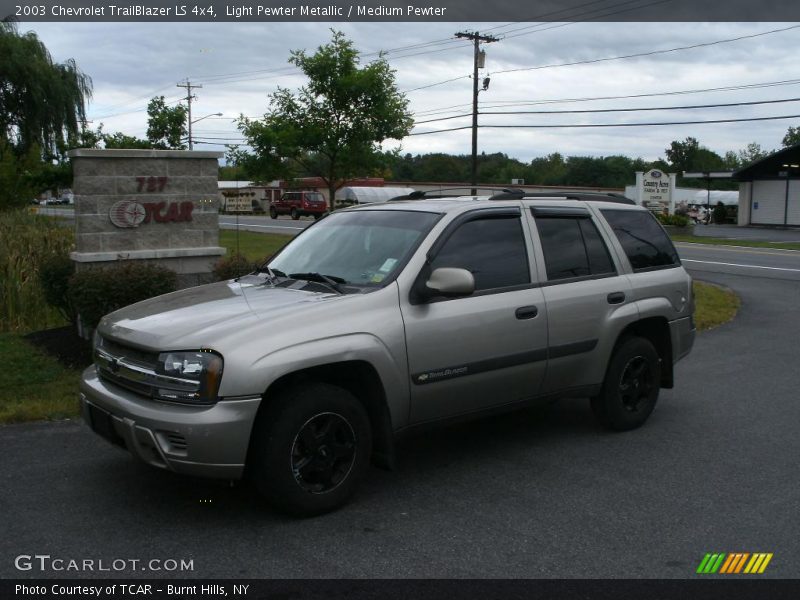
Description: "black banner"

(3, 0), (800, 23)
(4, 579), (800, 600)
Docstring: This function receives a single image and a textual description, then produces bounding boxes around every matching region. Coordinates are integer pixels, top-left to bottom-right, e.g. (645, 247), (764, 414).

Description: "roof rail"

(389, 186), (517, 201)
(488, 190), (636, 205)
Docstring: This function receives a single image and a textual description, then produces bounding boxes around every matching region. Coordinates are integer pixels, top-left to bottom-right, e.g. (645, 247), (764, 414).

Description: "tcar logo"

(109, 201), (146, 228)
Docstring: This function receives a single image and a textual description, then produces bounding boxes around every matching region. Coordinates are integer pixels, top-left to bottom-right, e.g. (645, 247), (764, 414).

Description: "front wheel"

(290, 207), (300, 220)
(250, 383), (372, 516)
(269, 206), (278, 219)
(591, 336), (661, 431)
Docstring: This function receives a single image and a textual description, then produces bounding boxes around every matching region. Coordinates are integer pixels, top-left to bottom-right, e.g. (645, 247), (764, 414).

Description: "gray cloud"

(23, 20), (800, 163)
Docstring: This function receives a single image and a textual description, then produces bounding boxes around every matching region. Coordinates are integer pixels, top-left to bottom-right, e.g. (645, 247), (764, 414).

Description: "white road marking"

(220, 222), (305, 231)
(682, 259), (800, 272)
(675, 242), (800, 254)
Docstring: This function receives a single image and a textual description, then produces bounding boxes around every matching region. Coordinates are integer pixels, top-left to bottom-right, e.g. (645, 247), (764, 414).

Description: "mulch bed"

(24, 326), (93, 370)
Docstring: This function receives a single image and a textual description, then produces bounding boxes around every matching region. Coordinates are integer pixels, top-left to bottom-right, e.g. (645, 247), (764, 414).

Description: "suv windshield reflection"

(268, 210), (440, 288)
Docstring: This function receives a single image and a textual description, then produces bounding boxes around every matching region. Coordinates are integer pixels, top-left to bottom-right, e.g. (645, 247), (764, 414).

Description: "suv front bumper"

(79, 366), (261, 479)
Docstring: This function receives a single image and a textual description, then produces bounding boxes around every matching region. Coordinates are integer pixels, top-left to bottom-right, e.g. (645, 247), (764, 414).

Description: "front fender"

(220, 333), (409, 430)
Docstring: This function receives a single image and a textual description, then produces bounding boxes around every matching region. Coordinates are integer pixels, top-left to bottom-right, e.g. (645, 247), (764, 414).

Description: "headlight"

(156, 350), (223, 404)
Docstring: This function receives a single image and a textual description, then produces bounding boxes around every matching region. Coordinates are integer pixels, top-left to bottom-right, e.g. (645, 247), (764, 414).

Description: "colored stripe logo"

(696, 553), (773, 574)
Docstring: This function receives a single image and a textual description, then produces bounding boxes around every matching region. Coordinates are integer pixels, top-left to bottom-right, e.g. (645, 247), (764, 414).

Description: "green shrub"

(213, 253), (259, 281)
(68, 262), (177, 329)
(39, 253), (76, 324)
(0, 209), (74, 333)
(656, 213), (690, 227)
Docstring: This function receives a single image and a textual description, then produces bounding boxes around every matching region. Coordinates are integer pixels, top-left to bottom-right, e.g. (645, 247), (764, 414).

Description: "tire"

(269, 206), (278, 219)
(290, 207), (300, 220)
(313, 213), (322, 220)
(591, 336), (661, 431)
(250, 383), (372, 516)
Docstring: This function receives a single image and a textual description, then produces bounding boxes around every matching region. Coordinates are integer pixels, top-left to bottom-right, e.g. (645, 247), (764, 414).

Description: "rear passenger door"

(401, 208), (549, 424)
(526, 205), (638, 393)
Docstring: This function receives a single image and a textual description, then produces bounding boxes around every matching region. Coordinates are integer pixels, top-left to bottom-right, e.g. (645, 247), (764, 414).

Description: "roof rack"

(488, 190), (636, 205)
(389, 187), (519, 201)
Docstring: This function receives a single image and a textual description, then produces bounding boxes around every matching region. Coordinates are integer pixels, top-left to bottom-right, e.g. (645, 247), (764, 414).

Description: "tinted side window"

(601, 209), (680, 271)
(579, 219), (615, 275)
(430, 216), (530, 291)
(535, 217), (615, 281)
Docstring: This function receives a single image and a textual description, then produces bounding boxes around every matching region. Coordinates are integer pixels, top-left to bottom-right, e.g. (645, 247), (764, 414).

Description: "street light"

(188, 112), (223, 150)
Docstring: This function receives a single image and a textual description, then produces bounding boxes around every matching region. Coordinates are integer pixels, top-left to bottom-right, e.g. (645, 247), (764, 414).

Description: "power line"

(413, 96), (800, 125)
(408, 113), (800, 136)
(403, 24), (800, 100)
(494, 0), (672, 41)
(493, 24), (800, 75)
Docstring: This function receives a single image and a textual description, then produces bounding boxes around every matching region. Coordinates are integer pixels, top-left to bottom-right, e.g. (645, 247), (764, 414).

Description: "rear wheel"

(250, 383), (372, 516)
(269, 206), (278, 219)
(591, 336), (661, 431)
(290, 207), (300, 220)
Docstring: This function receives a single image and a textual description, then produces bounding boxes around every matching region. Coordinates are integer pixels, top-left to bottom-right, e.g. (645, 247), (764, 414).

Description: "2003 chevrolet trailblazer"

(81, 191), (695, 515)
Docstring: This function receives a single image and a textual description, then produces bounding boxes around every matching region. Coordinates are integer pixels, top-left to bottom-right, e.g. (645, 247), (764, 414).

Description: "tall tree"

(146, 96), (188, 149)
(0, 21), (92, 157)
(237, 30), (413, 211)
(782, 126), (800, 148)
(737, 142), (769, 166)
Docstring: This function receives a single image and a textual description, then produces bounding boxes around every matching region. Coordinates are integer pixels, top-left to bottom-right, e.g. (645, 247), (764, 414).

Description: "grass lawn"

(219, 230), (292, 262)
(693, 281), (740, 331)
(670, 233), (800, 251)
(0, 333), (81, 423)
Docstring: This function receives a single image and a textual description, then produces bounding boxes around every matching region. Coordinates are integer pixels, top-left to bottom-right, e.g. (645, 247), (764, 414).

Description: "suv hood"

(99, 279), (339, 349)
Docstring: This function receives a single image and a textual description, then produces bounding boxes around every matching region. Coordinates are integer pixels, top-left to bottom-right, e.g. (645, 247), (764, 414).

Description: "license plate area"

(87, 403), (126, 448)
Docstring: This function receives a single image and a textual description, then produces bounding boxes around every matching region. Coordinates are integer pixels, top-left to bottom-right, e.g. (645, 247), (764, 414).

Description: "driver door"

(399, 208), (549, 424)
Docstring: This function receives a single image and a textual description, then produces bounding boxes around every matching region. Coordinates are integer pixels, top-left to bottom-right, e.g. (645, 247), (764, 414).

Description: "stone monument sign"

(68, 149), (226, 287)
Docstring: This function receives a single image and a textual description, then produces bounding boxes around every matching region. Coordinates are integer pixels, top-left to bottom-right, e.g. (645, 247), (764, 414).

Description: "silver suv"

(80, 193), (695, 515)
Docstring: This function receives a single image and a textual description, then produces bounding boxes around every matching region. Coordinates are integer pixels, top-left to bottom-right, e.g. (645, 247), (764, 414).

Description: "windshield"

(269, 210), (440, 287)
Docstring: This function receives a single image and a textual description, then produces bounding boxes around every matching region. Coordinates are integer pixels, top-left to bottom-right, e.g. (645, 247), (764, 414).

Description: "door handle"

(607, 292), (626, 305)
(515, 305), (539, 320)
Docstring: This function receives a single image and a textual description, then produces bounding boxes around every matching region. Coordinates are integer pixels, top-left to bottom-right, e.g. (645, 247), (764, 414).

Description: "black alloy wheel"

(618, 355), (655, 413)
(290, 412), (357, 493)
(591, 336), (661, 431)
(250, 383), (372, 516)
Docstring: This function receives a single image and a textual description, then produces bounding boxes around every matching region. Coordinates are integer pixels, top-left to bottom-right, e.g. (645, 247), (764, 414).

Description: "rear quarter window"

(600, 209), (680, 272)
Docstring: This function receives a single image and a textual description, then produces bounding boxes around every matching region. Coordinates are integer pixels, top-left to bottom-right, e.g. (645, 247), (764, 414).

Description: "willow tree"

(0, 21), (92, 157)
(237, 30), (413, 211)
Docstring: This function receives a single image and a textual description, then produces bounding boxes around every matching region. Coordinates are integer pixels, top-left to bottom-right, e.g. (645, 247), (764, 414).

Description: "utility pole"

(455, 31), (499, 194)
(177, 80), (202, 150)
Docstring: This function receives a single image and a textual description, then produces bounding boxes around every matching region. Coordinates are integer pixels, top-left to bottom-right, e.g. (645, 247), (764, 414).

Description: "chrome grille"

(95, 337), (200, 401)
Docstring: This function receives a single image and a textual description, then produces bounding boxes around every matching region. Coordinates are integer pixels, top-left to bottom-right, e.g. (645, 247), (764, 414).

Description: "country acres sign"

(641, 169), (672, 210)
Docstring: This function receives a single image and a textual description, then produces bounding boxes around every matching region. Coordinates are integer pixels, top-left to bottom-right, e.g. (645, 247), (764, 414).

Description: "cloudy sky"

(22, 16), (800, 164)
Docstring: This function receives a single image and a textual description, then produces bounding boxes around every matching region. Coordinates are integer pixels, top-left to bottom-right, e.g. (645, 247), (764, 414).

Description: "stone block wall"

(68, 149), (226, 288)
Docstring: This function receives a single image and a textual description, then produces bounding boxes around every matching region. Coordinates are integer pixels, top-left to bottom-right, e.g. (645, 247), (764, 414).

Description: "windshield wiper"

(289, 272), (346, 294)
(250, 265), (285, 285)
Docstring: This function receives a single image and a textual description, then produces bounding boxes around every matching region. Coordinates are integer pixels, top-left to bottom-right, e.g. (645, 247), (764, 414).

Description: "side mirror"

(425, 267), (475, 297)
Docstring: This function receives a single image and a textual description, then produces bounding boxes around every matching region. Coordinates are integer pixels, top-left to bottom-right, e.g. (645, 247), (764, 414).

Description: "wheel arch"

(613, 317), (673, 388)
(248, 360), (395, 471)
